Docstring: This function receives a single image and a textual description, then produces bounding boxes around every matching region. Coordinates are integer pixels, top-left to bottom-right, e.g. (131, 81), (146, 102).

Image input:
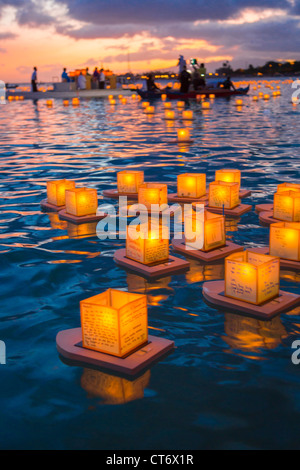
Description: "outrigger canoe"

(137, 86), (250, 100)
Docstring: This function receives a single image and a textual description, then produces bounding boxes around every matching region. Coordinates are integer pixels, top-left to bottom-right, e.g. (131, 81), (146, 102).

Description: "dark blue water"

(1, 81), (300, 450)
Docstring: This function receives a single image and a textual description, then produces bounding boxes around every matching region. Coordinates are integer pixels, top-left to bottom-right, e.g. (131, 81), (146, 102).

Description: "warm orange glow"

(161, 94), (167, 101)
(270, 222), (300, 261)
(209, 181), (240, 209)
(209, 94), (215, 99)
(65, 187), (98, 217)
(177, 101), (185, 109)
(80, 289), (148, 358)
(185, 211), (226, 252)
(277, 183), (300, 193)
(164, 102), (172, 109)
(253, 96), (259, 101)
(182, 110), (193, 120)
(47, 179), (76, 207)
(46, 99), (53, 107)
(72, 97), (80, 106)
(164, 110), (175, 120)
(235, 99), (243, 106)
(202, 101), (210, 109)
(138, 183), (168, 210)
(144, 106), (155, 114)
(225, 251), (280, 305)
(108, 95), (114, 100)
(274, 190), (300, 222)
(177, 128), (191, 143)
(177, 173), (206, 198)
(63, 100), (69, 107)
(117, 170), (144, 194)
(121, 98), (127, 104)
(126, 223), (169, 265)
(215, 169), (241, 189)
(264, 94), (270, 100)
(142, 101), (150, 109)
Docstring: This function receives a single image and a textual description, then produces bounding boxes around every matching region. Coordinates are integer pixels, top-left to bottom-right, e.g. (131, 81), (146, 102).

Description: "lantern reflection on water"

(225, 251), (280, 305)
(273, 190), (300, 222)
(209, 181), (240, 209)
(138, 183), (168, 210)
(270, 222), (300, 261)
(80, 289), (148, 357)
(177, 173), (206, 198)
(65, 187), (98, 217)
(47, 179), (76, 207)
(117, 170), (144, 194)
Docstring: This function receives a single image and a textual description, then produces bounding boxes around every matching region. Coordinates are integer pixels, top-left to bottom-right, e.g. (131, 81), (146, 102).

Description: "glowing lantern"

(253, 96), (258, 101)
(142, 101), (150, 108)
(273, 91), (277, 97)
(15, 96), (19, 101)
(47, 179), (76, 207)
(46, 99), (53, 107)
(65, 187), (98, 217)
(161, 94), (167, 101)
(72, 97), (80, 106)
(273, 190), (300, 222)
(80, 289), (148, 358)
(126, 223), (169, 265)
(8, 96), (14, 101)
(117, 170), (144, 194)
(138, 183), (168, 210)
(209, 181), (240, 209)
(131, 94), (137, 99)
(269, 222), (300, 261)
(108, 95), (113, 100)
(63, 100), (69, 106)
(177, 101), (185, 109)
(225, 251), (280, 305)
(202, 101), (210, 109)
(235, 99), (243, 106)
(209, 94), (215, 99)
(182, 110), (193, 120)
(19, 96), (24, 100)
(258, 92), (263, 97)
(164, 110), (175, 120)
(277, 183), (300, 193)
(118, 94), (123, 100)
(177, 128), (191, 143)
(277, 91), (281, 96)
(164, 102), (172, 109)
(177, 173), (206, 198)
(109, 99), (116, 105)
(215, 169), (241, 189)
(185, 211), (226, 251)
(121, 98), (127, 104)
(144, 106), (155, 114)
(264, 94), (270, 100)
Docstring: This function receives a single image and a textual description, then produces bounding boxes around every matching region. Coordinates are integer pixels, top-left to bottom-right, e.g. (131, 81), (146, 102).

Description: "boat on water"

(137, 86), (250, 100)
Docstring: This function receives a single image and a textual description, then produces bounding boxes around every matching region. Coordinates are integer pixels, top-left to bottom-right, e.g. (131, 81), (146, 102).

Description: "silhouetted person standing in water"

(31, 67), (38, 92)
(179, 65), (191, 93)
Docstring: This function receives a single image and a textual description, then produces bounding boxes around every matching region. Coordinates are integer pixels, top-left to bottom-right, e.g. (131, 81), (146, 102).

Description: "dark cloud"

(16, 3), (54, 27)
(0, 32), (18, 39)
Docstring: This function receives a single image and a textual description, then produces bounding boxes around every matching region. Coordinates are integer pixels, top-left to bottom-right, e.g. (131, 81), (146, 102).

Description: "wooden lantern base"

(255, 203), (273, 213)
(247, 247), (300, 271)
(172, 238), (243, 261)
(58, 209), (107, 225)
(205, 204), (252, 217)
(258, 211), (281, 225)
(102, 189), (139, 200)
(40, 199), (64, 212)
(168, 193), (207, 204)
(203, 280), (300, 319)
(114, 248), (190, 278)
(239, 189), (252, 199)
(56, 328), (174, 376)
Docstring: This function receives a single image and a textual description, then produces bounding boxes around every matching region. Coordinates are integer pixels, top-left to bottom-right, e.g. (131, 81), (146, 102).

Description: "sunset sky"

(0, 0), (300, 82)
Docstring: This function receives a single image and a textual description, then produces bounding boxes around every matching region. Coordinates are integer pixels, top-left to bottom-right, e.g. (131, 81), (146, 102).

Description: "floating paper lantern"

(46, 99), (53, 107)
(109, 99), (116, 105)
(80, 289), (148, 357)
(273, 190), (300, 222)
(15, 96), (19, 101)
(118, 94), (123, 100)
(47, 179), (76, 207)
(121, 98), (127, 104)
(253, 96), (258, 101)
(235, 99), (243, 106)
(177, 128), (191, 143)
(108, 95), (113, 100)
(65, 187), (98, 217)
(177, 101), (185, 109)
(185, 211), (226, 252)
(164, 102), (172, 109)
(209, 181), (240, 209)
(182, 110), (193, 120)
(202, 101), (210, 109)
(117, 170), (144, 194)
(177, 173), (206, 198)
(161, 94), (167, 101)
(164, 110), (175, 120)
(270, 222), (300, 261)
(142, 101), (150, 108)
(63, 100), (69, 106)
(209, 94), (215, 99)
(277, 183), (300, 193)
(264, 94), (270, 100)
(144, 106), (155, 114)
(131, 94), (137, 99)
(19, 96), (24, 100)
(138, 183), (168, 210)
(215, 169), (241, 189)
(126, 223), (169, 265)
(8, 96), (14, 101)
(72, 97), (80, 106)
(225, 250), (280, 305)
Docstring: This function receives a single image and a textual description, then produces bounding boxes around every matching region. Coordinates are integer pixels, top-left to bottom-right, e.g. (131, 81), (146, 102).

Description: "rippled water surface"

(1, 82), (300, 450)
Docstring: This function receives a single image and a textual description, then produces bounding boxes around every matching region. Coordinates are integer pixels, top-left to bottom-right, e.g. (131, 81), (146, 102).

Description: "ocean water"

(0, 82), (300, 450)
